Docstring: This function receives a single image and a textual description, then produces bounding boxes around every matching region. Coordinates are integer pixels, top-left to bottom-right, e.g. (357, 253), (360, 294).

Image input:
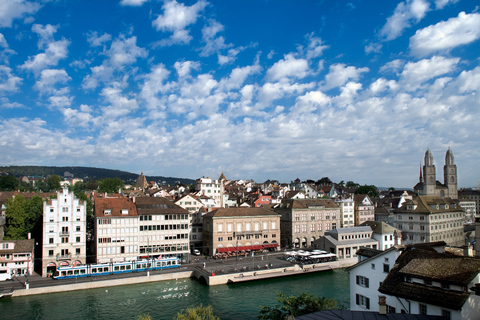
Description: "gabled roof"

(360, 221), (400, 235)
(276, 199), (339, 209)
(394, 195), (460, 214)
(0, 239), (35, 254)
(379, 248), (480, 310)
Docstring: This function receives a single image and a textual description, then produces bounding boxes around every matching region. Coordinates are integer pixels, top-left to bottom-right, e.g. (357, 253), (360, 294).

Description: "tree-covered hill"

(0, 166), (195, 186)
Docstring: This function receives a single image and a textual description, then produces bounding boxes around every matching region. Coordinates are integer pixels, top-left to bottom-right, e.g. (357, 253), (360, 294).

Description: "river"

(0, 269), (349, 320)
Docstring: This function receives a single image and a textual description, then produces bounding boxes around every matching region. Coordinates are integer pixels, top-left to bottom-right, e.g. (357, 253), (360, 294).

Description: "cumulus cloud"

(0, 65), (22, 93)
(106, 35), (148, 68)
(266, 54), (310, 82)
(435, 0), (459, 10)
(0, 0), (41, 28)
(120, 0), (149, 6)
(409, 12), (480, 57)
(399, 56), (459, 90)
(380, 0), (430, 40)
(302, 33), (329, 60)
(152, 0), (207, 46)
(322, 63), (369, 90)
(20, 24), (70, 74)
(86, 31), (112, 47)
(34, 69), (71, 95)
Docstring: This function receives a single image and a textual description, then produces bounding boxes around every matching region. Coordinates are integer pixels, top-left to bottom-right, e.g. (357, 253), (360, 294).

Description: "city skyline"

(0, 0), (479, 188)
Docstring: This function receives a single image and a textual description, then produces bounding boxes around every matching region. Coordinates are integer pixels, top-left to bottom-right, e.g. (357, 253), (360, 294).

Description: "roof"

(394, 195), (461, 214)
(276, 199), (339, 210)
(345, 245), (406, 272)
(0, 239), (35, 254)
(321, 235), (378, 247)
(356, 247), (384, 258)
(134, 197), (188, 215)
(95, 197), (138, 217)
(203, 207), (279, 218)
(295, 310), (445, 320)
(378, 248), (480, 310)
(360, 221), (400, 235)
(327, 226), (372, 235)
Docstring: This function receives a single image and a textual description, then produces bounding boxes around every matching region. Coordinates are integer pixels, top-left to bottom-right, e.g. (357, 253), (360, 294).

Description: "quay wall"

(12, 271), (194, 297)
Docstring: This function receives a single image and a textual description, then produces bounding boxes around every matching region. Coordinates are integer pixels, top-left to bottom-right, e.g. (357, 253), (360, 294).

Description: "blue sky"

(0, 0), (479, 188)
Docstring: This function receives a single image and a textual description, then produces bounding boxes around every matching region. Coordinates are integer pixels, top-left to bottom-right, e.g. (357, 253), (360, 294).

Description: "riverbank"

(2, 255), (357, 298)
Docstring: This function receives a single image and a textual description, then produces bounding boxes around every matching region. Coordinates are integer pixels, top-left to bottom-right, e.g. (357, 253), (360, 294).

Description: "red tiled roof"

(95, 197), (138, 217)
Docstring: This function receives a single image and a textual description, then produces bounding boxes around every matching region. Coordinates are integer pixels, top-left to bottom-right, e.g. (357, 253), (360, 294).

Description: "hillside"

(0, 166), (195, 186)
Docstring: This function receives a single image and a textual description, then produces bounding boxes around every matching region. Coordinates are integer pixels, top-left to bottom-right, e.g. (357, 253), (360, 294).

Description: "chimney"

(463, 245), (473, 257)
(378, 296), (386, 315)
(28, 233), (31, 240)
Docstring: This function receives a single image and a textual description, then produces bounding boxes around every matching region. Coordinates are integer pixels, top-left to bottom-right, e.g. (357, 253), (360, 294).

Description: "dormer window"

(104, 209), (111, 215)
(122, 209), (128, 215)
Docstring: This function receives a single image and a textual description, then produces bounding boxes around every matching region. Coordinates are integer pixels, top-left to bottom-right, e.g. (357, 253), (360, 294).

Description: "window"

(356, 275), (369, 287)
(61, 237), (69, 243)
(76, 248), (81, 255)
(76, 226), (81, 232)
(49, 238), (54, 244)
(76, 237), (80, 243)
(218, 224), (223, 232)
(371, 263), (375, 270)
(356, 294), (370, 310)
(62, 216), (68, 222)
(386, 305), (396, 313)
(62, 207), (68, 212)
(383, 264), (390, 273)
(442, 310), (451, 320)
(218, 237), (223, 241)
(419, 304), (427, 315)
(48, 250), (54, 256)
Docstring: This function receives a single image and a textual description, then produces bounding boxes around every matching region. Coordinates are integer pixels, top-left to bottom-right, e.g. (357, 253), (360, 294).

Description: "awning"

(60, 262), (69, 266)
(263, 244), (279, 248)
(47, 262), (56, 267)
(216, 247), (235, 253)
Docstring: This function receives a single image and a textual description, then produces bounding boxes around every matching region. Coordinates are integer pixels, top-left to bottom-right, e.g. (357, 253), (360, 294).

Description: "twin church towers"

(414, 148), (458, 199)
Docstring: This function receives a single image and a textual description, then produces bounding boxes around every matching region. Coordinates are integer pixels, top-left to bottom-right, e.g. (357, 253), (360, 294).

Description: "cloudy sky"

(0, 0), (479, 188)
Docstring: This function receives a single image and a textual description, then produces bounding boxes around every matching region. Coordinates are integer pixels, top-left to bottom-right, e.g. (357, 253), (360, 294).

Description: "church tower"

(444, 148), (458, 199)
(423, 149), (436, 196)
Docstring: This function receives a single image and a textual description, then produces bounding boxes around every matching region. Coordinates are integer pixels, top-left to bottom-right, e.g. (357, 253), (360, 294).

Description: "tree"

(0, 175), (19, 191)
(316, 177), (332, 185)
(48, 175), (62, 191)
(98, 177), (124, 193)
(355, 185), (379, 198)
(175, 305), (220, 320)
(258, 292), (343, 320)
(85, 178), (98, 191)
(35, 178), (50, 192)
(4, 195), (44, 240)
(346, 181), (359, 187)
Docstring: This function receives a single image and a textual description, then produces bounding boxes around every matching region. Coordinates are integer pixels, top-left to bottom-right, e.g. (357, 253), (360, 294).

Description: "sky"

(0, 0), (479, 188)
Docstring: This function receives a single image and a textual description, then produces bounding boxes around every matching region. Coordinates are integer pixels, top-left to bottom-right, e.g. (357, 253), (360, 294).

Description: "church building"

(414, 148), (458, 199)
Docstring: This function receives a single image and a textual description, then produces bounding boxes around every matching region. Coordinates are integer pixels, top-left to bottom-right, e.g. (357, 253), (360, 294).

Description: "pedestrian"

(203, 262), (206, 268)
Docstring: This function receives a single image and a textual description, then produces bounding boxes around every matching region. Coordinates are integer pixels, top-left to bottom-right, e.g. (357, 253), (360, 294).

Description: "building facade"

(195, 176), (224, 207)
(42, 188), (87, 276)
(393, 196), (464, 246)
(354, 195), (375, 226)
(275, 199), (341, 248)
(94, 197), (139, 263)
(202, 207), (281, 256)
(135, 197), (190, 260)
(335, 196), (355, 228)
(0, 239), (34, 280)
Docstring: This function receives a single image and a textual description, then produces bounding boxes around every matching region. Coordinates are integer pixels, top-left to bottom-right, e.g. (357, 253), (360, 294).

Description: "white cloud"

(409, 12), (480, 57)
(369, 78), (398, 95)
(62, 104), (93, 127)
(49, 95), (73, 109)
(0, 0), (41, 28)
(266, 54), (310, 82)
(365, 42), (382, 54)
(322, 63), (369, 90)
(380, 59), (405, 73)
(106, 35), (148, 68)
(34, 69), (71, 95)
(82, 65), (114, 90)
(292, 90), (330, 114)
(140, 63), (172, 110)
(152, 0), (207, 46)
(200, 19), (229, 56)
(100, 85), (139, 119)
(0, 65), (22, 93)
(120, 0), (148, 6)
(455, 66), (480, 93)
(0, 33), (8, 48)
(174, 60), (200, 78)
(86, 31), (112, 47)
(435, 0), (458, 10)
(20, 24), (70, 74)
(302, 33), (329, 60)
(399, 56), (459, 90)
(380, 0), (430, 40)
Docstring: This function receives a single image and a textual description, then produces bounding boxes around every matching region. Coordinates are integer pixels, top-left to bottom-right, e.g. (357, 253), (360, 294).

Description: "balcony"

(59, 231), (70, 237)
(56, 254), (71, 261)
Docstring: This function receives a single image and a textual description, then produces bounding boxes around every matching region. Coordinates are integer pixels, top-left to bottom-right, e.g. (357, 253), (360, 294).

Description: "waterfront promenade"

(0, 252), (356, 298)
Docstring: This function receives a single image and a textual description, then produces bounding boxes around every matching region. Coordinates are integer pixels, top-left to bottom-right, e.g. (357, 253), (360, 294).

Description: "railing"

(59, 231), (69, 237)
(57, 254), (71, 261)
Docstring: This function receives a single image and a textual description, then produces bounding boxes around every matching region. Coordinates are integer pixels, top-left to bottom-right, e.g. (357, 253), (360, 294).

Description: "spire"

(419, 162), (423, 182)
(424, 148), (434, 166)
(445, 147), (454, 166)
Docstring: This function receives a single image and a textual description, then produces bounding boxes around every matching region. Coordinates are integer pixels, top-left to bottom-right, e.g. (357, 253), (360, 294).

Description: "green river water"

(0, 269), (349, 320)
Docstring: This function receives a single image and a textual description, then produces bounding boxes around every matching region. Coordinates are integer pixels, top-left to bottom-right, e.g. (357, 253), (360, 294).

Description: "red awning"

(216, 247), (236, 253)
(263, 244), (279, 248)
(47, 262), (56, 267)
(60, 262), (69, 266)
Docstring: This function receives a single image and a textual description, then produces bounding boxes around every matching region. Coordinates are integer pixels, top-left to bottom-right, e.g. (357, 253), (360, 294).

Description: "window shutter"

(365, 278), (369, 288)
(366, 297), (370, 310)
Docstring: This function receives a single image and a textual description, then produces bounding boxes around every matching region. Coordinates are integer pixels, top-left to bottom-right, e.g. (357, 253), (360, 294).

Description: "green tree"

(48, 175), (62, 191)
(258, 293), (343, 320)
(35, 178), (50, 192)
(355, 185), (379, 198)
(346, 181), (359, 187)
(85, 178), (98, 191)
(0, 175), (19, 191)
(4, 195), (44, 240)
(98, 177), (124, 193)
(175, 305), (220, 320)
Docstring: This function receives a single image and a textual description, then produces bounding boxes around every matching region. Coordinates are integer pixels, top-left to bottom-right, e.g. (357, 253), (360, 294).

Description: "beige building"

(202, 207), (281, 256)
(393, 196), (464, 246)
(274, 199), (341, 249)
(135, 197), (190, 259)
(354, 194), (375, 226)
(94, 197), (139, 263)
(42, 188), (87, 276)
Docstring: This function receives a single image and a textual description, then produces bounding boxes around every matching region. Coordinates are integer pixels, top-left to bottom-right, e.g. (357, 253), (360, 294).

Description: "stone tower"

(423, 149), (436, 196)
(444, 148), (458, 199)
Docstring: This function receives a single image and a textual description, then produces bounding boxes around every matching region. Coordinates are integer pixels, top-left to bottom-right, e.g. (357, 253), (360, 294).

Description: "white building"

(94, 197), (139, 263)
(346, 245), (405, 312)
(334, 196), (355, 228)
(360, 221), (401, 250)
(42, 187), (87, 276)
(195, 177), (224, 207)
(0, 239), (34, 280)
(458, 199), (476, 224)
